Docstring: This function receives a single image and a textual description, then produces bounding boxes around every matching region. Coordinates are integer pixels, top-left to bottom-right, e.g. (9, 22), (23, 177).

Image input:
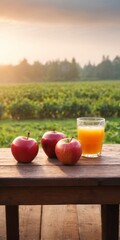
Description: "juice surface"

(78, 126), (104, 155)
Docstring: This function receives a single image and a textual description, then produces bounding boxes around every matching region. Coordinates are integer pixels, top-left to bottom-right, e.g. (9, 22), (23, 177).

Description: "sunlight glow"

(0, 19), (120, 66)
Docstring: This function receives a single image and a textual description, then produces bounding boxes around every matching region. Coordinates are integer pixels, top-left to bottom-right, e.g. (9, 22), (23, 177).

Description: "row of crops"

(0, 81), (119, 120)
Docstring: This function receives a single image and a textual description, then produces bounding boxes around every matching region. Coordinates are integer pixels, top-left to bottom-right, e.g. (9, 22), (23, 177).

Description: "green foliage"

(105, 120), (120, 143)
(0, 81), (119, 147)
(0, 103), (4, 119)
(0, 81), (119, 120)
(95, 101), (119, 117)
(10, 99), (36, 119)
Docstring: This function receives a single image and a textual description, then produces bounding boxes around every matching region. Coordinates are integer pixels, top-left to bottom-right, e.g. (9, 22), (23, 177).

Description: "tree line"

(0, 55), (120, 83)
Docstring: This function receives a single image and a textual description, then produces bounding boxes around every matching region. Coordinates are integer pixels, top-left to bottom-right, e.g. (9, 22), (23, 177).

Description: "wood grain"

(0, 205), (101, 240)
(19, 206), (41, 240)
(1, 165), (120, 187)
(77, 205), (101, 240)
(0, 206), (6, 240)
(0, 205), (120, 240)
(41, 205), (80, 240)
(1, 186), (120, 205)
(0, 145), (120, 188)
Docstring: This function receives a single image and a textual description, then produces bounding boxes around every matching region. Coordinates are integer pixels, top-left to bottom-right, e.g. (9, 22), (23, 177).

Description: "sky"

(0, 0), (120, 66)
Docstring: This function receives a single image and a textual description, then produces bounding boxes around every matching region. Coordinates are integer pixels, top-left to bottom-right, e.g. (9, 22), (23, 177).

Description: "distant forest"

(0, 55), (120, 83)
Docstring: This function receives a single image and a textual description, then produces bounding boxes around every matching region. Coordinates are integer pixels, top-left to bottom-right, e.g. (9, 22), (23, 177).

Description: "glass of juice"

(77, 117), (105, 158)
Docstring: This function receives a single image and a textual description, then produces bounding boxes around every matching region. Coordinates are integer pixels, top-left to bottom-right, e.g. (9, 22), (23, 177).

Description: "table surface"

(0, 145), (120, 240)
(0, 144), (120, 240)
(0, 144), (120, 188)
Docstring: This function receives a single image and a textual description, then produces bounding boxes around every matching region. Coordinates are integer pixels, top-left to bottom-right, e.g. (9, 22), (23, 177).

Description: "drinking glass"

(77, 117), (105, 158)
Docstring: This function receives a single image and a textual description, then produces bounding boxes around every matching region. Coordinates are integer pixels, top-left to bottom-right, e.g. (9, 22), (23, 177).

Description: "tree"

(96, 56), (113, 79)
(31, 61), (44, 81)
(15, 59), (32, 82)
(82, 61), (96, 79)
(69, 58), (80, 80)
(112, 56), (120, 79)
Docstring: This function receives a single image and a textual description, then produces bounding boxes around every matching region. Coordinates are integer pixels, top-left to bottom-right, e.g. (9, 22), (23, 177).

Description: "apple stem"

(27, 132), (30, 139)
(66, 137), (73, 143)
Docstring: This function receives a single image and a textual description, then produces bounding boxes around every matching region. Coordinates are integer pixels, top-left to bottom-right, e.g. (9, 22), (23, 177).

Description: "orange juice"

(78, 126), (104, 156)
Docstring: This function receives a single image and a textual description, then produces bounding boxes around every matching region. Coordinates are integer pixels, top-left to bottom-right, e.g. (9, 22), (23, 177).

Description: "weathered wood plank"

(0, 145), (120, 189)
(41, 205), (80, 240)
(0, 205), (100, 240)
(19, 206), (41, 240)
(1, 164), (120, 187)
(1, 186), (120, 205)
(77, 205), (101, 240)
(0, 206), (6, 240)
(1, 204), (120, 240)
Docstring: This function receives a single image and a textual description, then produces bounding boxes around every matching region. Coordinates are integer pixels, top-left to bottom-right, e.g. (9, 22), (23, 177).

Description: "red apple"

(11, 133), (39, 163)
(55, 138), (82, 165)
(41, 130), (66, 158)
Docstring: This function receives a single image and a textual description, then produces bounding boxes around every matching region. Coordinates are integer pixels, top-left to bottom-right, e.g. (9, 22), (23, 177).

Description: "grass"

(0, 117), (119, 147)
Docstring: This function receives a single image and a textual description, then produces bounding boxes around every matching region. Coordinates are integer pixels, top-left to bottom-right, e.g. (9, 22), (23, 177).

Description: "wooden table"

(0, 144), (120, 240)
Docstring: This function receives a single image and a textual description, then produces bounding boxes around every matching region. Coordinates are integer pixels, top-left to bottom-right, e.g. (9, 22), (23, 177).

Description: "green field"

(0, 80), (119, 119)
(0, 80), (119, 147)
